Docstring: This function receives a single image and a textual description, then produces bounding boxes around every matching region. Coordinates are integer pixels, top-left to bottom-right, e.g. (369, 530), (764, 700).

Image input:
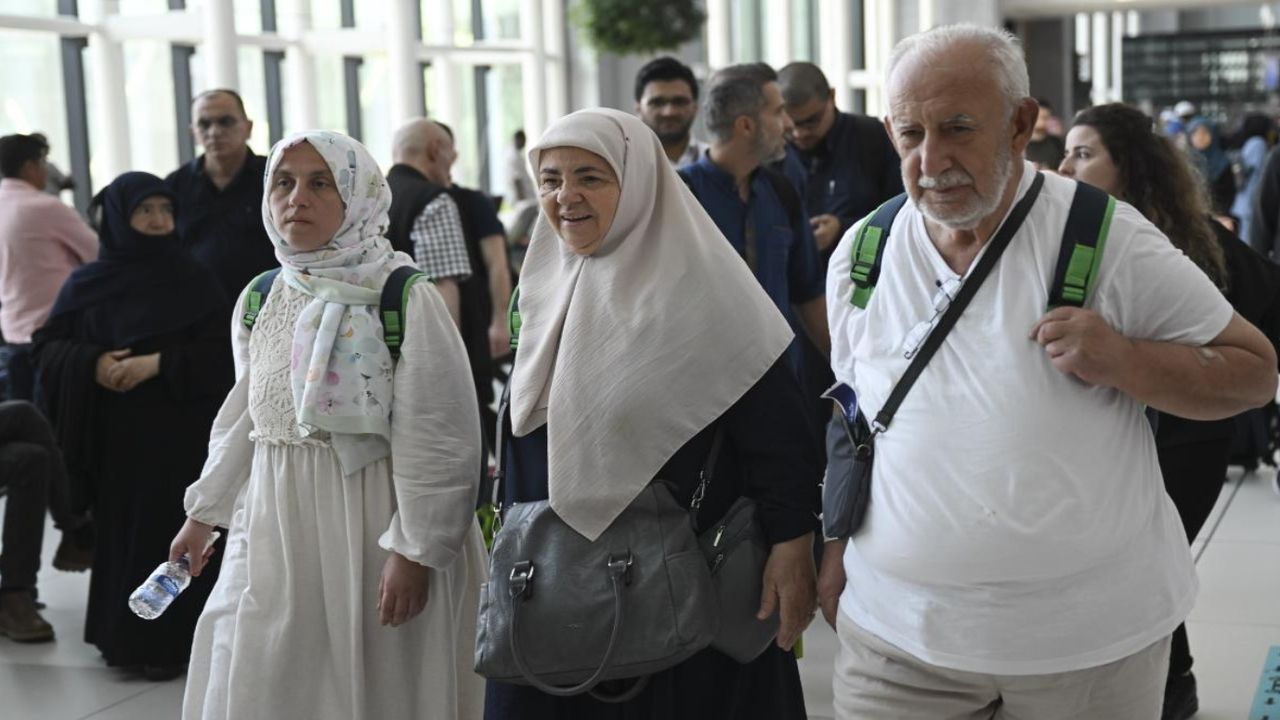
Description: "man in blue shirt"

(778, 62), (903, 264)
(680, 63), (829, 373)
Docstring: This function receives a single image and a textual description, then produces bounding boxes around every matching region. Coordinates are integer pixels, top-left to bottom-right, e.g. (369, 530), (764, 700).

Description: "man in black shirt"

(778, 62), (903, 263)
(164, 89), (276, 301)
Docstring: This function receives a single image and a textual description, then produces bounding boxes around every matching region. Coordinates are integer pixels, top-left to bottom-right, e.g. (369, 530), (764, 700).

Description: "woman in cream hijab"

(169, 130), (486, 719)
(486, 108), (821, 719)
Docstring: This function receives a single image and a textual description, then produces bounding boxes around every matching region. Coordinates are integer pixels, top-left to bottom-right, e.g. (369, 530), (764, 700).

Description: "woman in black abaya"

(34, 172), (232, 679)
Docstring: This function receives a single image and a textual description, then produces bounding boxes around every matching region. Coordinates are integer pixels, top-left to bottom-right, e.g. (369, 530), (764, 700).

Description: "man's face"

(22, 154), (49, 191)
(750, 82), (794, 164)
(885, 54), (1028, 231)
(191, 93), (252, 164)
(786, 92), (836, 151)
(636, 79), (697, 144)
(1033, 105), (1051, 139)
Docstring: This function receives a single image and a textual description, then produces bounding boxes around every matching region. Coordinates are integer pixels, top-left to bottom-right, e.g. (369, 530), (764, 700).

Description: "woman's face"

(1058, 125), (1123, 198)
(268, 142), (345, 252)
(129, 195), (175, 236)
(1190, 125), (1213, 151)
(537, 146), (621, 256)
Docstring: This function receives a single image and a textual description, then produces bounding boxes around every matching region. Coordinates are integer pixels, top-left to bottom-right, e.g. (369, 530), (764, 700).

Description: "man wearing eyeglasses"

(164, 88), (276, 300)
(634, 57), (706, 167)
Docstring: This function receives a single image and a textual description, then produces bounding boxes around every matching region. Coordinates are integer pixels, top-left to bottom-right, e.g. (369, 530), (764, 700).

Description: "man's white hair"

(884, 24), (1030, 112)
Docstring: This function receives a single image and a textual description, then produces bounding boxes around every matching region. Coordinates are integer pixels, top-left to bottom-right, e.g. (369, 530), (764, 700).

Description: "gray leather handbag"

(474, 394), (719, 699)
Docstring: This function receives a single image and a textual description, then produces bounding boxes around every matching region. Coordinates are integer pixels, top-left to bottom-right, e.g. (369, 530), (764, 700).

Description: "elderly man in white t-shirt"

(822, 24), (1277, 719)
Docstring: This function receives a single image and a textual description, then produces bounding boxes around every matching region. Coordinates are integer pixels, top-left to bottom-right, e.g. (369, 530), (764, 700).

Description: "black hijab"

(46, 171), (225, 348)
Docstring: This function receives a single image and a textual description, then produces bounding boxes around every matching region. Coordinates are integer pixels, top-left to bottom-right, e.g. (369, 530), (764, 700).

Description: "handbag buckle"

(607, 551), (634, 586)
(509, 561), (535, 599)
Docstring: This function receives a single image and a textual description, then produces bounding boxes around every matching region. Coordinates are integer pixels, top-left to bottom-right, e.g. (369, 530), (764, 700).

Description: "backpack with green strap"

(846, 180), (1117, 311)
(240, 265), (428, 359)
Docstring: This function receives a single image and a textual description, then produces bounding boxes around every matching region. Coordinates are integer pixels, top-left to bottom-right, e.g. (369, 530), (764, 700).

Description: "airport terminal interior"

(3, 1), (1280, 719)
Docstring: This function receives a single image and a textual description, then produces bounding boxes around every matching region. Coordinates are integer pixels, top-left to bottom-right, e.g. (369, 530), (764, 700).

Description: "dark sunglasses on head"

(196, 115), (240, 131)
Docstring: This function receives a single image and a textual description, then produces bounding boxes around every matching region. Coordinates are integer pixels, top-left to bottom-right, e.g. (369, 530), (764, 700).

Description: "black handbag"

(823, 173), (1046, 539)
(693, 426), (779, 663)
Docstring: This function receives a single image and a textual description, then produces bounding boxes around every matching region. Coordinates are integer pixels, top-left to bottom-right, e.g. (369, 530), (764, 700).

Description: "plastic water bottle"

(128, 531), (220, 620)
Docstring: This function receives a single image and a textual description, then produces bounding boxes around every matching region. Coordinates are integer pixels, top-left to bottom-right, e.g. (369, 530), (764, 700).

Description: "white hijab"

(511, 108), (794, 541)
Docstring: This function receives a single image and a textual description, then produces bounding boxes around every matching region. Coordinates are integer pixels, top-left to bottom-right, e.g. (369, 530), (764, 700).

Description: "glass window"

(237, 48), (273, 153)
(234, 0), (263, 34)
(485, 63), (524, 200)
(483, 0), (521, 41)
(310, 0), (343, 31)
(359, 55), (392, 168)
(314, 53), (347, 133)
(0, 30), (70, 189)
(4, 0), (58, 17)
(352, 1), (389, 31)
(731, 0), (763, 63)
(120, 40), (178, 177)
(791, 0), (817, 62)
(117, 0), (168, 15)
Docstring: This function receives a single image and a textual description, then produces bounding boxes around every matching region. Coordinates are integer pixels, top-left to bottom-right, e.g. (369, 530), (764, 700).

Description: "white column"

(423, 0), (459, 129)
(200, 0), (239, 89)
(763, 0), (793, 70)
(1111, 11), (1124, 102)
(87, 0), (132, 182)
(520, 0), (548, 143)
(1090, 12), (1109, 106)
(819, 0), (853, 111)
(279, 0), (318, 130)
(705, 0), (731, 69)
(543, 0), (568, 120)
(388, 0), (424, 123)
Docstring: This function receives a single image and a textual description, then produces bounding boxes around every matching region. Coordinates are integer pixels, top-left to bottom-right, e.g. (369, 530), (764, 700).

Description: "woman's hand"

(758, 533), (818, 651)
(106, 353), (161, 392)
(94, 349), (131, 389)
(378, 552), (430, 627)
(170, 517), (217, 577)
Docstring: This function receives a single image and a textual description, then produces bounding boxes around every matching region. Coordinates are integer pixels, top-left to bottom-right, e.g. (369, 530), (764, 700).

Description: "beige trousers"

(832, 612), (1171, 720)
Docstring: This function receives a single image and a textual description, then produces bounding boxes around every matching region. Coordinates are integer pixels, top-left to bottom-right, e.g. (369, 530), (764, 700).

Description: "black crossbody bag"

(824, 173), (1046, 539)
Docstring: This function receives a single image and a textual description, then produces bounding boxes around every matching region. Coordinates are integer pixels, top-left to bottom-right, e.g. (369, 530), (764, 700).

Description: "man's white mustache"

(919, 171), (973, 189)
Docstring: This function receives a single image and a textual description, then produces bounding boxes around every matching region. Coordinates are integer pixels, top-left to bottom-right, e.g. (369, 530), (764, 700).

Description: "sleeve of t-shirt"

(788, 201), (825, 305)
(466, 192), (506, 239)
(1093, 207), (1234, 347)
(56, 204), (99, 263)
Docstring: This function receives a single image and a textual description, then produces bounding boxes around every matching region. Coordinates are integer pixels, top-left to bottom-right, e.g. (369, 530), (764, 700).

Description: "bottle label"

(153, 575), (181, 597)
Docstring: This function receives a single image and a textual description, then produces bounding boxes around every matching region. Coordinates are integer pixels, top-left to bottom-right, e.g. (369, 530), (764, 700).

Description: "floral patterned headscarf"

(262, 130), (416, 475)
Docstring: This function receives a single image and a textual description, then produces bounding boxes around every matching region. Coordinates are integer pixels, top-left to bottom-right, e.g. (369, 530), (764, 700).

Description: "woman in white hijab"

(485, 108), (821, 719)
(168, 130), (486, 720)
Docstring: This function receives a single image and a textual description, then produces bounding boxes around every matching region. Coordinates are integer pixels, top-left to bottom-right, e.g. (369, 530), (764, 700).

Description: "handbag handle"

(507, 552), (633, 696)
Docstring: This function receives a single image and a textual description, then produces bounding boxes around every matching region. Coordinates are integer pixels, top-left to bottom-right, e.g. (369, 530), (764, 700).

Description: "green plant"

(571, 0), (706, 55)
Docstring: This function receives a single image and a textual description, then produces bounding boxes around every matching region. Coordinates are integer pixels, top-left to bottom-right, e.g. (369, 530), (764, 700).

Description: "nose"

(918, 132), (949, 179)
(288, 184), (311, 207)
(782, 112), (796, 134)
(555, 181), (583, 206)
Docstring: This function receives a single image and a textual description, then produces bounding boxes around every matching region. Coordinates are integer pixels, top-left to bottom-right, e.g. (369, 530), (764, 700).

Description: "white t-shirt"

(826, 163), (1234, 675)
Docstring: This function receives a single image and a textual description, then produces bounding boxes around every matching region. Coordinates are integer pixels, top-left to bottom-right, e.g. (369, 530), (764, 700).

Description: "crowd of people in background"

(1, 20), (1279, 720)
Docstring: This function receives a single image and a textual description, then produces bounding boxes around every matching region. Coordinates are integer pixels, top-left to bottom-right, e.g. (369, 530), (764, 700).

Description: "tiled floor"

(1, 468), (1277, 720)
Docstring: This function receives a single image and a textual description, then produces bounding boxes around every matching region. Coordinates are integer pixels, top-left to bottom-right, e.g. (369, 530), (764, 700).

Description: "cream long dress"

(181, 277), (486, 720)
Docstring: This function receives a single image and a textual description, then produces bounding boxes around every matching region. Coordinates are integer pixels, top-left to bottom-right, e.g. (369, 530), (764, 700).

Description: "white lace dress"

(181, 278), (487, 720)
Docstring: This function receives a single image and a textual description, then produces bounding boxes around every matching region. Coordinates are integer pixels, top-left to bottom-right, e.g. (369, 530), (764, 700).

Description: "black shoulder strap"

(761, 166), (802, 230)
(241, 268), (282, 330)
(1048, 181), (1116, 309)
(847, 193), (909, 308)
(380, 265), (427, 360)
(873, 173), (1045, 433)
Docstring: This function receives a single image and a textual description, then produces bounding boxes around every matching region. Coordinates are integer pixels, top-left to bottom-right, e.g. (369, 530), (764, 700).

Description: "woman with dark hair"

(1229, 114), (1275, 243)
(1187, 117), (1238, 219)
(33, 172), (232, 679)
(1059, 103), (1280, 720)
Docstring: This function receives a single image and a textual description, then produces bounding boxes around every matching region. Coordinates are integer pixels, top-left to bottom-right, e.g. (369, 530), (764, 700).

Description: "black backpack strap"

(761, 166), (803, 230)
(847, 193), (909, 309)
(380, 265), (427, 360)
(242, 268), (282, 330)
(1049, 181), (1116, 309)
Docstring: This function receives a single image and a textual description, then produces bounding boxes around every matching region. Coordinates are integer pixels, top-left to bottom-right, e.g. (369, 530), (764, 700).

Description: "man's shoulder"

(163, 156), (202, 187)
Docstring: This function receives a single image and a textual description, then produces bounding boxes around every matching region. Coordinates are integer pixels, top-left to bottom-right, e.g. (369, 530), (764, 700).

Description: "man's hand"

(811, 214), (842, 252)
(757, 534), (817, 651)
(94, 349), (131, 390)
(489, 320), (511, 360)
(1030, 307), (1133, 387)
(378, 552), (430, 627)
(169, 517), (217, 577)
(817, 538), (847, 629)
(106, 353), (161, 392)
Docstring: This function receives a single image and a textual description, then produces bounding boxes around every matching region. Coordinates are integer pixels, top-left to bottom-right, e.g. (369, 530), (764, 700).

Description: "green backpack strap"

(848, 193), (909, 308)
(242, 268), (282, 330)
(507, 286), (522, 351)
(1048, 181), (1116, 309)
(380, 265), (427, 360)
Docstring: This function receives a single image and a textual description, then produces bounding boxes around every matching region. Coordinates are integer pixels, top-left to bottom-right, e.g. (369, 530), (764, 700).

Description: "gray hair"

(702, 63), (777, 144)
(885, 24), (1030, 113)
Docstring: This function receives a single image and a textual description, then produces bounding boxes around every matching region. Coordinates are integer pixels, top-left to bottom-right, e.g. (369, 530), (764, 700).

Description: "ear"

(827, 88), (836, 107)
(734, 114), (755, 141)
(244, 118), (255, 137)
(1009, 98), (1040, 157)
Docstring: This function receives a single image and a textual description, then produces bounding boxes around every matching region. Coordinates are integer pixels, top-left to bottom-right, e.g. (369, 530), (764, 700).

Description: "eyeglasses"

(195, 115), (240, 132)
(900, 276), (962, 359)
